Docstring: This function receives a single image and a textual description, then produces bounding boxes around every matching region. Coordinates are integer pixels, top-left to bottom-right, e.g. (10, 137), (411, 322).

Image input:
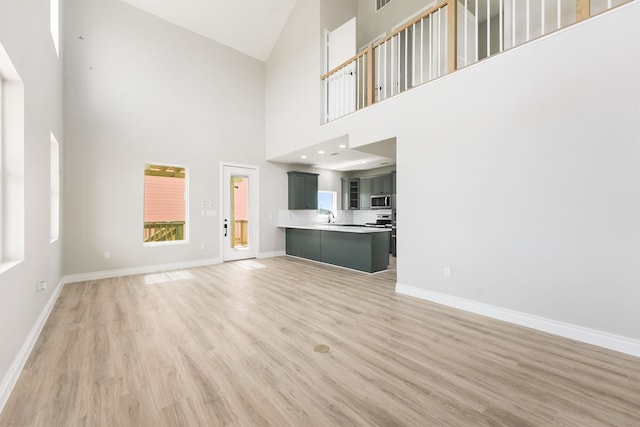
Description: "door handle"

(224, 219), (228, 237)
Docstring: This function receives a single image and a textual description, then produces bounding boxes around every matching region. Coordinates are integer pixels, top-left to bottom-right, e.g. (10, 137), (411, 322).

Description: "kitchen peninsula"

(278, 224), (390, 273)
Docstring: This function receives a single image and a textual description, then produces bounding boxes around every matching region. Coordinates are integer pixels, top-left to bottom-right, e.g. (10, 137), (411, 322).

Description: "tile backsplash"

(278, 210), (320, 225)
(278, 209), (391, 226)
(352, 209), (391, 224)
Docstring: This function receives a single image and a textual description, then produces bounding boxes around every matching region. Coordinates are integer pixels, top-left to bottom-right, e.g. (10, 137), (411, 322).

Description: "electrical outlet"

(37, 281), (47, 291)
(104, 251), (111, 259)
(444, 267), (452, 278)
(200, 244), (205, 250)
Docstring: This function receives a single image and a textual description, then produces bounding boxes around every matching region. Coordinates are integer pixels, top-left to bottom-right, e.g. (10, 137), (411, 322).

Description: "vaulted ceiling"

(120, 0), (297, 61)
(119, 0), (397, 171)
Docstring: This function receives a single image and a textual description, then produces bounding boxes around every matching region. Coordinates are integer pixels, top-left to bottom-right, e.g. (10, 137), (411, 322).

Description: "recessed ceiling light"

(301, 155), (307, 159)
(318, 150), (325, 154)
(339, 144), (346, 149)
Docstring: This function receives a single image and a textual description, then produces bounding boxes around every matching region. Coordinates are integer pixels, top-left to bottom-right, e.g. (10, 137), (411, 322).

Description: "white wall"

(265, 0), (322, 160)
(321, 0), (358, 75)
(63, 0), (287, 274)
(317, 4), (640, 342)
(265, 0), (364, 160)
(322, 0), (358, 36)
(356, 0), (435, 47)
(347, 165), (396, 179)
(0, 0), (64, 408)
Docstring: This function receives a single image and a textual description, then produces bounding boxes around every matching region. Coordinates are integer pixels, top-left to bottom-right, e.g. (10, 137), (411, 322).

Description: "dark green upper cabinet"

(349, 179), (359, 209)
(341, 178), (350, 210)
(287, 171), (319, 210)
(341, 171), (396, 211)
(341, 178), (360, 210)
(359, 178), (371, 209)
(371, 174), (393, 195)
(391, 171), (396, 194)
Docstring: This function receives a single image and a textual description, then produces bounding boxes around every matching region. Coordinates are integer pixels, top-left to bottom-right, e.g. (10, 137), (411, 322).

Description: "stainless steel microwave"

(370, 194), (391, 209)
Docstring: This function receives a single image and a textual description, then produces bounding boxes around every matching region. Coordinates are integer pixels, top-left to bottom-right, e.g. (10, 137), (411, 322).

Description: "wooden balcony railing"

(233, 219), (249, 247)
(322, 0), (632, 122)
(144, 221), (185, 242)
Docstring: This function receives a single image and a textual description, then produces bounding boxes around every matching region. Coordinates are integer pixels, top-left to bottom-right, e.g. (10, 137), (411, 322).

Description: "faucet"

(328, 211), (335, 223)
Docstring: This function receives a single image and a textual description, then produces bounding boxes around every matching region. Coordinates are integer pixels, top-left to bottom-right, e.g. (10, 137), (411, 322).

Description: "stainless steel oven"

(366, 214), (394, 256)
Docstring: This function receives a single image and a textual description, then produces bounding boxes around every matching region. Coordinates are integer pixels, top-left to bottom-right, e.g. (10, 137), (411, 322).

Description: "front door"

(221, 164), (259, 261)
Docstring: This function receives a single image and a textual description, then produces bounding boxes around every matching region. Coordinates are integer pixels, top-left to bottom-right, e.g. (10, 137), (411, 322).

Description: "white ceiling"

(271, 136), (396, 172)
(120, 0), (392, 172)
(120, 0), (297, 61)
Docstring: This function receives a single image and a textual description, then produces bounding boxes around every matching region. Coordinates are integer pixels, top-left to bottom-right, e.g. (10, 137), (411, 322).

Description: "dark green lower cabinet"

(285, 229), (321, 261)
(285, 228), (390, 273)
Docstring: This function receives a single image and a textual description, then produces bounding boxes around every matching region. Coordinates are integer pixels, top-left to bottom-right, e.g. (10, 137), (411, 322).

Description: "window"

(143, 163), (187, 244)
(50, 0), (59, 56)
(50, 133), (60, 242)
(0, 42), (25, 269)
(0, 74), (3, 259)
(318, 191), (337, 217)
(376, 0), (392, 12)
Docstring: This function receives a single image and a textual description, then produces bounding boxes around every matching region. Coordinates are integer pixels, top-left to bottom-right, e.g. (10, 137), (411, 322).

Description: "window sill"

(0, 260), (23, 275)
(143, 239), (189, 248)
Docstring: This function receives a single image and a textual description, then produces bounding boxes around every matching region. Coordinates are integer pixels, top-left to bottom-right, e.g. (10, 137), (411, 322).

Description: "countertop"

(277, 224), (391, 234)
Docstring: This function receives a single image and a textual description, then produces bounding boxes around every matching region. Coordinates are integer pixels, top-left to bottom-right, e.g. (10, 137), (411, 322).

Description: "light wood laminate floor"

(1, 256), (639, 426)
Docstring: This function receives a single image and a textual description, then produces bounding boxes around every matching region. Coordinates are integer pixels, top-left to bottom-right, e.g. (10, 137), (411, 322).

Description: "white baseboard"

(63, 258), (221, 284)
(396, 283), (640, 357)
(258, 250), (286, 259)
(0, 278), (65, 414)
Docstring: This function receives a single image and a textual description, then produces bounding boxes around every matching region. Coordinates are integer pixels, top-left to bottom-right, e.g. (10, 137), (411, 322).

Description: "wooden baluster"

(577, 0), (590, 21)
(367, 45), (374, 106)
(448, 0), (457, 73)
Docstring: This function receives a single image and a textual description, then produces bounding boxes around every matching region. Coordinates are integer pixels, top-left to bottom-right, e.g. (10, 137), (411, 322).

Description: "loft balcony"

(322, 0), (632, 123)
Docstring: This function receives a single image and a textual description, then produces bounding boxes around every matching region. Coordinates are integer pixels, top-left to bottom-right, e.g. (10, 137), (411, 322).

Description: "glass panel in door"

(231, 176), (249, 249)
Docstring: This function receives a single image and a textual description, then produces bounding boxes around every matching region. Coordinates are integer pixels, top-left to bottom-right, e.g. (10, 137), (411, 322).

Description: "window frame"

(0, 77), (3, 260)
(50, 0), (59, 57)
(50, 132), (60, 242)
(317, 190), (337, 218)
(142, 162), (189, 247)
(0, 42), (25, 273)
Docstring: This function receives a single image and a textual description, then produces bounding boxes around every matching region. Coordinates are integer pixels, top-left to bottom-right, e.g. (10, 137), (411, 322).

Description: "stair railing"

(322, 0), (632, 123)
